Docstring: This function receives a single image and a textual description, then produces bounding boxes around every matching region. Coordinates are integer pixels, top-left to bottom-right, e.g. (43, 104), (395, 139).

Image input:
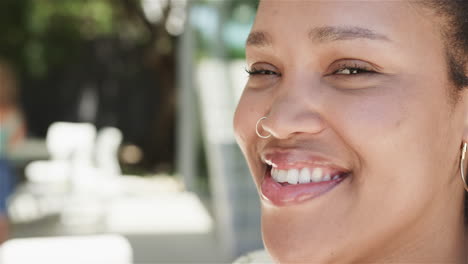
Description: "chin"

(260, 205), (345, 263)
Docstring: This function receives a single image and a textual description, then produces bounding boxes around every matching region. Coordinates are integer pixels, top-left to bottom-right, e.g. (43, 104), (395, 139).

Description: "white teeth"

(311, 168), (323, 182)
(298, 168), (311, 184)
(277, 170), (288, 182)
(287, 169), (299, 184)
(271, 168), (279, 181)
(271, 167), (341, 184)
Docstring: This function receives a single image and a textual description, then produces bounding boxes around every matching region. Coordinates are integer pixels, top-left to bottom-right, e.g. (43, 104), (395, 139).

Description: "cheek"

(234, 93), (253, 150)
(333, 77), (450, 168)
(333, 77), (458, 215)
(330, 86), (408, 160)
(234, 89), (271, 189)
(234, 88), (272, 146)
(233, 89), (267, 162)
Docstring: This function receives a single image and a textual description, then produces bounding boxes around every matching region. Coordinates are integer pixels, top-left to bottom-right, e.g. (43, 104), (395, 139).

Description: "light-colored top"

(233, 250), (274, 264)
(0, 109), (23, 158)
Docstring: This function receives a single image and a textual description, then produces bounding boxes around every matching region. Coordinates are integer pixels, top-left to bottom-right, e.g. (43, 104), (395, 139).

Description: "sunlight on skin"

(234, 1), (467, 262)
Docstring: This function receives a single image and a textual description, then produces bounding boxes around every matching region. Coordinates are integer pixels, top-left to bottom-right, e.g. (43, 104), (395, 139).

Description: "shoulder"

(233, 250), (274, 264)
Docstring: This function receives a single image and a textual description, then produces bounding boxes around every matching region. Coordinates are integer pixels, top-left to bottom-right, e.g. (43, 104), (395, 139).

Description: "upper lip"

(261, 148), (351, 172)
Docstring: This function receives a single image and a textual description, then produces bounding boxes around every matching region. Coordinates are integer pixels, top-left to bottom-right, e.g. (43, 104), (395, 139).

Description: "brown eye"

(245, 63), (281, 89)
(334, 67), (374, 75)
(324, 59), (384, 90)
(328, 59), (380, 77)
(246, 62), (281, 78)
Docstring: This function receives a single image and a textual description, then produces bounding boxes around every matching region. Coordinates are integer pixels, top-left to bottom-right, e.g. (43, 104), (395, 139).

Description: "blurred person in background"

(0, 59), (25, 243)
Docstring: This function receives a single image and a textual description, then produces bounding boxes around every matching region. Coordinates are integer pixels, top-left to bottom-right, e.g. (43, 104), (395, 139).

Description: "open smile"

(260, 150), (351, 206)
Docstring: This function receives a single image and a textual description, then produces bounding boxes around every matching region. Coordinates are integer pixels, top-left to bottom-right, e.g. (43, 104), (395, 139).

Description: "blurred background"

(0, 0), (261, 263)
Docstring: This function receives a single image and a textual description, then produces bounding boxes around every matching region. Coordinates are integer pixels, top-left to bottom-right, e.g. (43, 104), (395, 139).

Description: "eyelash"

(245, 67), (280, 76)
(332, 63), (375, 75)
(245, 63), (376, 77)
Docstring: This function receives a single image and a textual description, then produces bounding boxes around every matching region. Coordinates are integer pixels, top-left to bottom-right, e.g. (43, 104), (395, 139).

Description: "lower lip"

(261, 169), (347, 206)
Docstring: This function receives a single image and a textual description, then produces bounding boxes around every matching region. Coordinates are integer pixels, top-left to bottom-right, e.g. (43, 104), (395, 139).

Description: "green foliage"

(0, 0), (31, 71)
(0, 0), (149, 78)
(29, 0), (115, 38)
(27, 0), (119, 77)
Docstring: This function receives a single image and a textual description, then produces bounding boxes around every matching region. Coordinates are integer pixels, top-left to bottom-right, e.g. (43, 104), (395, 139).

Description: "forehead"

(249, 0), (439, 49)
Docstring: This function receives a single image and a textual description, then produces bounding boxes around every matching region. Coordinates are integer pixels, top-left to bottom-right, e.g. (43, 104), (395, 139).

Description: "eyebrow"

(246, 26), (391, 47)
(309, 26), (391, 43)
(246, 31), (272, 47)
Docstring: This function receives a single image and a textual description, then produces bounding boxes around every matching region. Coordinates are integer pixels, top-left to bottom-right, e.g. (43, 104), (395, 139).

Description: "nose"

(261, 78), (327, 139)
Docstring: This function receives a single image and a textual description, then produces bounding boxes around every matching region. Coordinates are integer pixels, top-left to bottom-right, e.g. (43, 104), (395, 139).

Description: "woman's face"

(234, 0), (467, 262)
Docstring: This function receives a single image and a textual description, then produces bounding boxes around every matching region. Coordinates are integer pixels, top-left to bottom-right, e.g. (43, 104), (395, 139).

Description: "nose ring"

(256, 116), (271, 139)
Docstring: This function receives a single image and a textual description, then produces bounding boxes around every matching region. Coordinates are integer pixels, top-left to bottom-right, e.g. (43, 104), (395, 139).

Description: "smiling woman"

(234, 0), (468, 263)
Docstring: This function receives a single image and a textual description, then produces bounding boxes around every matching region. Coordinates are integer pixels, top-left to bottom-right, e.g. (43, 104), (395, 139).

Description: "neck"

(395, 202), (466, 262)
(362, 188), (467, 263)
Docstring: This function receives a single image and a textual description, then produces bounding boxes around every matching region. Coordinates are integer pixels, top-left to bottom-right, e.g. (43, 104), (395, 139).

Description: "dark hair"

(411, 0), (468, 222)
(418, 0), (468, 89)
(425, 0), (468, 224)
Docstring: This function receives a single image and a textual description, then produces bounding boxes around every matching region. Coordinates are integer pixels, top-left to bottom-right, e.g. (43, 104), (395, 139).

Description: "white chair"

(0, 235), (133, 264)
(95, 127), (123, 177)
(25, 122), (97, 183)
(14, 123), (124, 224)
(10, 123), (97, 223)
(60, 126), (123, 227)
(46, 122), (96, 163)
